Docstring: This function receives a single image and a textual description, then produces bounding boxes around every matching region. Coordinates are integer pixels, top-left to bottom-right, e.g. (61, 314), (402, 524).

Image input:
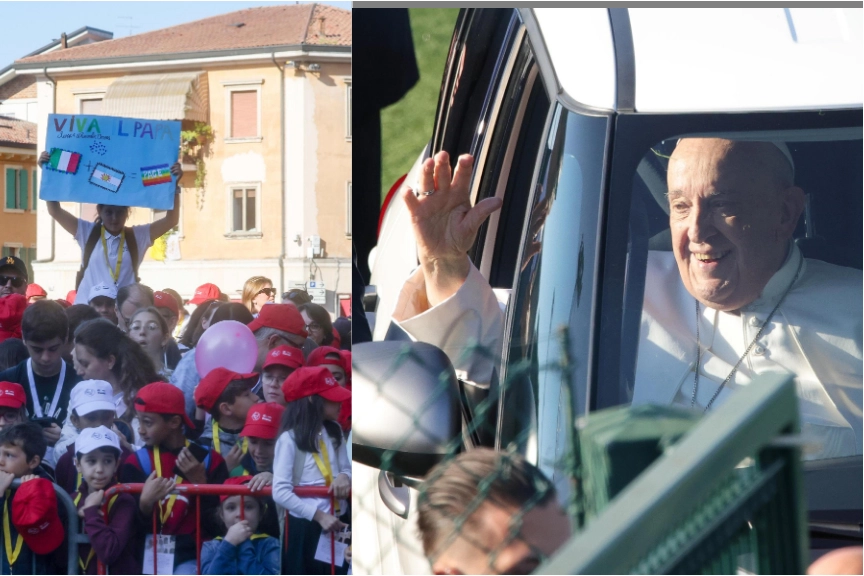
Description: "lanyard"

(311, 437), (333, 487)
(74, 494), (118, 571)
(26, 359), (66, 419)
(153, 443), (187, 525)
(215, 534), (269, 542)
(100, 226), (126, 285)
(2, 492), (22, 569)
(212, 422), (248, 457)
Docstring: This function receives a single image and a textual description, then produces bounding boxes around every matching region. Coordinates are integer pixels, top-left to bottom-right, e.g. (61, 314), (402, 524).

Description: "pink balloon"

(195, 320), (258, 377)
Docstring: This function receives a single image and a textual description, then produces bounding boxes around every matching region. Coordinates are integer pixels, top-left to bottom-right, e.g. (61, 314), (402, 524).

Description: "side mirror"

(352, 341), (461, 477)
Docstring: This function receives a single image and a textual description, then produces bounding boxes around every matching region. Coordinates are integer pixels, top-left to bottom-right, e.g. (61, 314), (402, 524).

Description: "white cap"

(69, 380), (116, 416)
(88, 284), (117, 303)
(75, 425), (121, 456)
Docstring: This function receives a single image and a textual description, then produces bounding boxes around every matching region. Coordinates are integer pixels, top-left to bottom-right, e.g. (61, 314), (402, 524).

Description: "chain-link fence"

(352, 333), (806, 575)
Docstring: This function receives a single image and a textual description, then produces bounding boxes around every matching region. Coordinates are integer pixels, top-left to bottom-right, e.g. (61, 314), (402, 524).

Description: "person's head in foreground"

(260, 345), (304, 405)
(417, 448), (571, 575)
(134, 381), (195, 447)
(240, 402), (284, 473)
(68, 379), (117, 432)
(667, 138), (805, 312)
(74, 425), (121, 491)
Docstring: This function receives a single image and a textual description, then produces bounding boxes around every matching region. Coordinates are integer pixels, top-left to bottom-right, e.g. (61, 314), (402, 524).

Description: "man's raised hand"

(402, 151), (503, 306)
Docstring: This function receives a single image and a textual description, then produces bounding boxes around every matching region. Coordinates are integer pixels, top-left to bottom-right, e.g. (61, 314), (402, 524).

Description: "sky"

(0, 0), (351, 68)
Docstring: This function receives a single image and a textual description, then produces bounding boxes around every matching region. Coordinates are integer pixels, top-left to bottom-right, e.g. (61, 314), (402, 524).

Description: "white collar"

(744, 242), (806, 310)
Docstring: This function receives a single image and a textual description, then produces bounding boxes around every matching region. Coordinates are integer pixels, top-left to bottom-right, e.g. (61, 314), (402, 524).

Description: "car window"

(471, 37), (552, 288)
(499, 106), (609, 504)
(615, 131), (863, 465)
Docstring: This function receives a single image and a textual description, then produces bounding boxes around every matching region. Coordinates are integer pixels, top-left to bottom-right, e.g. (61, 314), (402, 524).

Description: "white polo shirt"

(73, 218), (153, 305)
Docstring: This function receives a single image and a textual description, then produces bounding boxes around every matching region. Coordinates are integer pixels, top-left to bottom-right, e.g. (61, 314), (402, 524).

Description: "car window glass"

(500, 107), (609, 505)
(471, 37), (552, 288)
(621, 133), (863, 466)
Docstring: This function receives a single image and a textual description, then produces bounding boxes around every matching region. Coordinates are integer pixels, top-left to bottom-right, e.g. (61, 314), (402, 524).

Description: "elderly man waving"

(392, 139), (862, 461)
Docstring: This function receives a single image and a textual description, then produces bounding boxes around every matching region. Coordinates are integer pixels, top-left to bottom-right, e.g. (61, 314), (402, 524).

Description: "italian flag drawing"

(48, 149), (81, 174)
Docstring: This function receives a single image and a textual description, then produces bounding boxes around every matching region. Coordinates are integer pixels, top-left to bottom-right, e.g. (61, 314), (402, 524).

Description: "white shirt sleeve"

(271, 432), (319, 521)
(74, 218), (93, 247)
(131, 223), (154, 260)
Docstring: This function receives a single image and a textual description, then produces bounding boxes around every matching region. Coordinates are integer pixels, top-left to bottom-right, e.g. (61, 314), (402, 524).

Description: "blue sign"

(40, 114), (181, 210)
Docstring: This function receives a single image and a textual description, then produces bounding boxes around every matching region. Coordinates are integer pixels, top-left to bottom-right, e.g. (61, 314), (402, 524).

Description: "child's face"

(24, 337), (65, 376)
(75, 448), (119, 491)
(324, 363), (347, 387)
(0, 407), (24, 432)
(246, 437), (276, 472)
(0, 442), (39, 477)
(323, 398), (342, 421)
(220, 494), (261, 532)
(72, 409), (115, 430)
(137, 412), (176, 447)
(261, 366), (292, 405)
(129, 311), (169, 357)
(222, 385), (259, 422)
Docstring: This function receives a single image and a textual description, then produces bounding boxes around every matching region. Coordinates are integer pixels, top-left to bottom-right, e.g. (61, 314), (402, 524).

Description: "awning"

(101, 71), (208, 122)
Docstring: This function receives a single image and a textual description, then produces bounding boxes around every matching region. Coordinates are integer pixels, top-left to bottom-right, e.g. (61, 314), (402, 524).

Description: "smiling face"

(667, 139), (804, 311)
(75, 448), (119, 491)
(246, 436), (276, 472)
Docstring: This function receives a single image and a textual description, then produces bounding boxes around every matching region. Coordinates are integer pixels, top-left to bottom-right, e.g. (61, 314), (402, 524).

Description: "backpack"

(136, 445), (211, 477)
(75, 224), (140, 290)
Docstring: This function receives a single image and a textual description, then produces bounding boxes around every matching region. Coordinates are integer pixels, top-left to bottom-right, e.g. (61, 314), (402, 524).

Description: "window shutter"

(18, 170), (27, 211)
(80, 98), (103, 115)
(5, 169), (15, 209)
(32, 170), (37, 211)
(231, 91), (257, 138)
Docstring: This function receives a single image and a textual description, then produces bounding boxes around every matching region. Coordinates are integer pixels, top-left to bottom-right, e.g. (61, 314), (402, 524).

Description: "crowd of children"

(0, 274), (353, 575)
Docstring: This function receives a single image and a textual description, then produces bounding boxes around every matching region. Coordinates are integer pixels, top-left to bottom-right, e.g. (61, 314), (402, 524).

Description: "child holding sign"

(37, 151), (183, 305)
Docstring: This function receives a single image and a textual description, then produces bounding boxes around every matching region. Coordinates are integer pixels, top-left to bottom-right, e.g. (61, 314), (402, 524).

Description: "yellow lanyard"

(212, 422), (248, 457)
(215, 533), (269, 542)
(153, 444), (185, 525)
(311, 437), (333, 487)
(2, 492), (22, 569)
(74, 494), (118, 572)
(100, 226), (125, 284)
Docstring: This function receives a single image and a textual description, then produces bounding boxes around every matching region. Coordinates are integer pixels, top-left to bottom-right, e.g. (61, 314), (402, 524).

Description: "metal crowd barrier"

(93, 483), (349, 575)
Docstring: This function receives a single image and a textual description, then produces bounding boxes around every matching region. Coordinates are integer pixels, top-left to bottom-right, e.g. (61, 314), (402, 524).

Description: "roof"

(532, 7), (862, 112)
(20, 26), (113, 60)
(15, 4), (350, 66)
(0, 116), (37, 148)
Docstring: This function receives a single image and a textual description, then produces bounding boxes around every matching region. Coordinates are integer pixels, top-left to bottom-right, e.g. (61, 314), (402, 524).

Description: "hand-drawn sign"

(40, 114), (181, 210)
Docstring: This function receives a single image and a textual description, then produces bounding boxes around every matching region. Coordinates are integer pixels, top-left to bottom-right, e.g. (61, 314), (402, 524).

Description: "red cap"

(135, 382), (195, 428)
(194, 367), (258, 412)
(219, 476), (253, 502)
(189, 283), (222, 305)
(281, 366), (351, 404)
(241, 402), (285, 440)
(263, 345), (304, 371)
(0, 294), (25, 341)
(0, 382), (25, 409)
(12, 478), (64, 554)
(153, 291), (179, 317)
(65, 290), (77, 303)
(306, 346), (344, 368)
(24, 284), (46, 300)
(247, 304), (307, 339)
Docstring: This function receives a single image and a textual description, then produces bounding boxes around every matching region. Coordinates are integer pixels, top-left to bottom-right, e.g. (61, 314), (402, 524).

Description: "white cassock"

(391, 244), (862, 461)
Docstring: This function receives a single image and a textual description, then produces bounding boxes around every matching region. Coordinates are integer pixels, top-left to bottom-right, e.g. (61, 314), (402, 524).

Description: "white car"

(354, 7), (862, 574)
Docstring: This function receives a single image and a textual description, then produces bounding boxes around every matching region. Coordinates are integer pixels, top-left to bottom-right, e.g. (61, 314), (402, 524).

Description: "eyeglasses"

(256, 288), (277, 297)
(0, 276), (24, 288)
(305, 322), (321, 332)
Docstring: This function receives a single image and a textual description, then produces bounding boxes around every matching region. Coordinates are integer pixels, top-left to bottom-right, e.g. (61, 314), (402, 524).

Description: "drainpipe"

(271, 53), (286, 296)
(34, 67), (57, 265)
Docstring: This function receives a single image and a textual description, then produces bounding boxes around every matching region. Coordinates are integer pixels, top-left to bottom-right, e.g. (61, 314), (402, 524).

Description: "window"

(346, 80), (352, 140)
(31, 169), (37, 211)
(346, 182), (352, 237)
(223, 80), (263, 142)
(226, 183), (261, 236)
(72, 89), (106, 114)
(80, 98), (103, 115)
(4, 167), (28, 212)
